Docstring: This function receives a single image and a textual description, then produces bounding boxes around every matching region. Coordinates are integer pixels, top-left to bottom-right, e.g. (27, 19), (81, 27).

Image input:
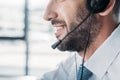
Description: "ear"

(98, 0), (115, 16)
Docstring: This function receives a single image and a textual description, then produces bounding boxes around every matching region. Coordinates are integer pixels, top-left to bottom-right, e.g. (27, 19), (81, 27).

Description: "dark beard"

(57, 8), (101, 52)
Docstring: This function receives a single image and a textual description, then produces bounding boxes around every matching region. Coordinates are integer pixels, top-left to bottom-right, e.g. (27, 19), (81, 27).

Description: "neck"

(78, 15), (119, 61)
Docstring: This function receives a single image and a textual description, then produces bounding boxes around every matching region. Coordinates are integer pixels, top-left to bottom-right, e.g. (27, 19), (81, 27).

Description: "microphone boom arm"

(52, 13), (92, 49)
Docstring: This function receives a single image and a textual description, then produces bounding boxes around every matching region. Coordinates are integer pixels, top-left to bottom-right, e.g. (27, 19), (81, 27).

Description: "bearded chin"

(57, 15), (101, 52)
(57, 25), (91, 52)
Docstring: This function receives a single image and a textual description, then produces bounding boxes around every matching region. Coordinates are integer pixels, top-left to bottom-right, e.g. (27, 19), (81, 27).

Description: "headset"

(52, 0), (110, 49)
(87, 0), (110, 13)
(51, 0), (110, 80)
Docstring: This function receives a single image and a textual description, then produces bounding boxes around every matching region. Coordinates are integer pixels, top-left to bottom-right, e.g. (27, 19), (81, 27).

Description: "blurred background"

(0, 0), (69, 80)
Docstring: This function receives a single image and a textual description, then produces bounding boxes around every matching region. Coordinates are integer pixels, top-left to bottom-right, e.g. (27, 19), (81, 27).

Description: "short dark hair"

(114, 0), (120, 17)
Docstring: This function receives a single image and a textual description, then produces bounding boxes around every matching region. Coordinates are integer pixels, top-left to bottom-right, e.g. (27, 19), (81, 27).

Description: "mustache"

(51, 19), (66, 25)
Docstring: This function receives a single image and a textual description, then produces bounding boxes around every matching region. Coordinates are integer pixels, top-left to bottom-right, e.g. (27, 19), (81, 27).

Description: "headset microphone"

(51, 0), (110, 49)
(52, 13), (91, 49)
(52, 40), (62, 49)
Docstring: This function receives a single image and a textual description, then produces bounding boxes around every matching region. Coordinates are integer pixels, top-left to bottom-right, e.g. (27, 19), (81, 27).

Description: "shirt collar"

(85, 24), (120, 79)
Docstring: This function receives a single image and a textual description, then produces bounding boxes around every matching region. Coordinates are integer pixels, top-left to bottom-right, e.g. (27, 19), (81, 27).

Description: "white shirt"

(39, 24), (120, 80)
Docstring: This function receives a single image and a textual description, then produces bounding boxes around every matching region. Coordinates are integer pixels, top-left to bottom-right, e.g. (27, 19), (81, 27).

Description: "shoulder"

(107, 51), (120, 79)
(39, 53), (76, 80)
(59, 53), (76, 73)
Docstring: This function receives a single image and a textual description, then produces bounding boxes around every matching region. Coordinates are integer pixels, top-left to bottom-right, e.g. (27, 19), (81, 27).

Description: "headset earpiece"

(87, 0), (110, 13)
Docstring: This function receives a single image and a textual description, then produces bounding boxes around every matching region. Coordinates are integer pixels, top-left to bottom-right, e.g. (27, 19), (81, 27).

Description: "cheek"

(59, 2), (77, 17)
(59, 7), (78, 30)
(57, 1), (85, 31)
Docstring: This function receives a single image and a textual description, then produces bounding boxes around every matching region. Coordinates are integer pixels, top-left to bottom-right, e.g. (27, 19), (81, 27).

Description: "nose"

(43, 2), (57, 21)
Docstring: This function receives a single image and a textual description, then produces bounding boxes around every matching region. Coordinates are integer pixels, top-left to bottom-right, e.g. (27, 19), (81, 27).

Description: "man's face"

(44, 0), (101, 52)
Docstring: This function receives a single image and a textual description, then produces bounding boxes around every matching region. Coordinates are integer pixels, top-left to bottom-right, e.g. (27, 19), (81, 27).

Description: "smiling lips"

(53, 24), (66, 39)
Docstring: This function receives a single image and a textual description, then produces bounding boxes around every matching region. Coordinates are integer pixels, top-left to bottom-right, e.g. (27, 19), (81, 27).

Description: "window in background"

(0, 0), (25, 76)
(28, 0), (69, 77)
(0, 0), (24, 38)
(0, 0), (69, 78)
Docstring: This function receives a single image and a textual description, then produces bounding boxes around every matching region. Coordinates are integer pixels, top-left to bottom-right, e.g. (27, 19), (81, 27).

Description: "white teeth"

(54, 27), (63, 31)
(57, 27), (62, 30)
(54, 27), (57, 31)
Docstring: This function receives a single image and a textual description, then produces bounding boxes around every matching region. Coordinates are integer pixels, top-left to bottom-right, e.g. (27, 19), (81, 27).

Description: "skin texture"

(44, 0), (119, 60)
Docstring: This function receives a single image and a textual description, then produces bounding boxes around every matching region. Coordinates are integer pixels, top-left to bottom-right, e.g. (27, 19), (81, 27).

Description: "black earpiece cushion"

(87, 0), (110, 13)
